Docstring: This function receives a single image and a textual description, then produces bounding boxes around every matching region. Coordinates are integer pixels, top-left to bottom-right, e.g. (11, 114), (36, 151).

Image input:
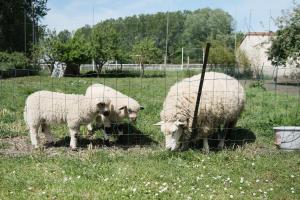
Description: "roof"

(245, 32), (274, 37)
(240, 32), (274, 45)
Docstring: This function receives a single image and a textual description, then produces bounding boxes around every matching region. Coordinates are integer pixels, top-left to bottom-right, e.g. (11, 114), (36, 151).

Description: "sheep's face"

(119, 106), (144, 124)
(154, 120), (185, 151)
(96, 99), (111, 115)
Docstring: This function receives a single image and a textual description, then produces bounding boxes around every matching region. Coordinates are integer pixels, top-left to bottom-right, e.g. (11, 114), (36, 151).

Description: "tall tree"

(0, 0), (48, 53)
(268, 3), (300, 67)
(90, 24), (119, 75)
(132, 38), (161, 77)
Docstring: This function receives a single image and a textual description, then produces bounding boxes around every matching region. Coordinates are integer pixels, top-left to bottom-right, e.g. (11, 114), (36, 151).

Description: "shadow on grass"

(190, 127), (256, 151)
(81, 70), (165, 78)
(53, 123), (157, 149)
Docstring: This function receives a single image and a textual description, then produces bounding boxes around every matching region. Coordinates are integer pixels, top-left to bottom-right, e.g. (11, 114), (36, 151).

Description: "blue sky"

(42, 0), (299, 33)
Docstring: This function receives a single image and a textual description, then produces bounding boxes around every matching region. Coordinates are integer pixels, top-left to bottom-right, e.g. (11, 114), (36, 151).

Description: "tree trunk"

(120, 60), (123, 71)
(64, 63), (80, 77)
(96, 64), (104, 76)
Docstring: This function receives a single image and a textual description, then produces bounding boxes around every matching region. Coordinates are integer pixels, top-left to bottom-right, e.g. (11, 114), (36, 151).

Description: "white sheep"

(24, 90), (110, 150)
(154, 72), (245, 153)
(85, 84), (143, 143)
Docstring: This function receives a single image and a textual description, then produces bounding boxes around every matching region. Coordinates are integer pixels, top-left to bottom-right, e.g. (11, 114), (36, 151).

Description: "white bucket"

(274, 126), (300, 150)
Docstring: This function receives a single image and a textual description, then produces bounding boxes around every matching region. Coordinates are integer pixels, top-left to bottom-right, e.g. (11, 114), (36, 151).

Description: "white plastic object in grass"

(274, 126), (300, 150)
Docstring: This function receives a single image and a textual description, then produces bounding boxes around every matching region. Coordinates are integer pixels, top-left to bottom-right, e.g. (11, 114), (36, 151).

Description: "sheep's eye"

(98, 102), (105, 107)
(128, 109), (132, 113)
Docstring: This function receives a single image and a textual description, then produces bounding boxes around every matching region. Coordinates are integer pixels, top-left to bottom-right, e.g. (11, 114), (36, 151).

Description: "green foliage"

(31, 30), (60, 74)
(0, 52), (28, 70)
(132, 38), (162, 77)
(268, 3), (300, 66)
(0, 0), (48, 53)
(208, 41), (235, 67)
(91, 24), (119, 74)
(183, 8), (233, 47)
(236, 49), (251, 73)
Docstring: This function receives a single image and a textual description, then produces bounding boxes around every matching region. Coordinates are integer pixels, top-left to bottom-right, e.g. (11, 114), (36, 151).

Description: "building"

(239, 32), (299, 81)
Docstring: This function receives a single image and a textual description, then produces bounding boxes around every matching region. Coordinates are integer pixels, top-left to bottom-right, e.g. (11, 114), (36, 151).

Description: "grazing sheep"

(24, 90), (110, 150)
(154, 72), (245, 153)
(85, 84), (144, 143)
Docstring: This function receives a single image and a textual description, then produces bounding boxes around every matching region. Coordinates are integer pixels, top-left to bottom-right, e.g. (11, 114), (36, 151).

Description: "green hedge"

(0, 52), (39, 78)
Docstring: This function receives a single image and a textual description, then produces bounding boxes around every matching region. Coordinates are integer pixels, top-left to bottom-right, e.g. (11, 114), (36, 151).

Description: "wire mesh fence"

(0, 65), (300, 154)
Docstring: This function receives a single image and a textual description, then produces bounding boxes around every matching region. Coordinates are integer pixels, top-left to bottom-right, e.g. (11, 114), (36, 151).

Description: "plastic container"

(274, 126), (300, 150)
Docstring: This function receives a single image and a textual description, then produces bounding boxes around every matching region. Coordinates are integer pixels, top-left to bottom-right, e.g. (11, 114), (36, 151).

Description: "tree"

(183, 8), (233, 47)
(0, 0), (48, 53)
(31, 30), (61, 74)
(268, 3), (300, 67)
(90, 24), (119, 75)
(57, 37), (90, 76)
(208, 41), (235, 69)
(132, 38), (161, 77)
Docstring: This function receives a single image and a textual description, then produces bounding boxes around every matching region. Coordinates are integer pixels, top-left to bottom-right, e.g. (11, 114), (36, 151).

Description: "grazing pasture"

(0, 71), (299, 199)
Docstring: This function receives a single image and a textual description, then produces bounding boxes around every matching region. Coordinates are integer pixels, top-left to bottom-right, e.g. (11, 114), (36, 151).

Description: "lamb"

(154, 72), (245, 153)
(85, 84), (144, 143)
(24, 90), (110, 150)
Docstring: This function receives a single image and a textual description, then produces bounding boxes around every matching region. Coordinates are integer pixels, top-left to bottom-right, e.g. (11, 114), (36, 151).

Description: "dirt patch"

(0, 135), (158, 157)
(241, 80), (300, 96)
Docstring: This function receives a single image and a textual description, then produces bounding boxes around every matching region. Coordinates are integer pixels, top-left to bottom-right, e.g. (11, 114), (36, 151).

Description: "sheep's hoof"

(104, 139), (111, 147)
(70, 147), (78, 151)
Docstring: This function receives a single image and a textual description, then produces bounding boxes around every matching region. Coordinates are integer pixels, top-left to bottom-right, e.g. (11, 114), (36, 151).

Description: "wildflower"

(290, 175), (295, 178)
(269, 188), (274, 191)
(240, 177), (244, 184)
(76, 175), (81, 179)
(251, 162), (255, 166)
(132, 188), (137, 192)
(104, 178), (109, 182)
(206, 185), (210, 188)
(159, 186), (168, 193)
(240, 191), (245, 194)
(252, 193), (256, 196)
(256, 179), (260, 183)
(229, 195), (233, 198)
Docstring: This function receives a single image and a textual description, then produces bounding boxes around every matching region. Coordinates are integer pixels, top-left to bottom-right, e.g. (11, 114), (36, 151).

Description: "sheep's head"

(119, 105), (144, 123)
(95, 98), (111, 115)
(154, 120), (185, 151)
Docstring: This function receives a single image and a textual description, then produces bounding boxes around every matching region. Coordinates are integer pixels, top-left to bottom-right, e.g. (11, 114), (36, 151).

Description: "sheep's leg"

(117, 124), (124, 135)
(218, 120), (237, 149)
(87, 123), (94, 136)
(102, 117), (112, 146)
(202, 138), (209, 154)
(29, 125), (40, 149)
(69, 128), (79, 150)
(41, 124), (55, 145)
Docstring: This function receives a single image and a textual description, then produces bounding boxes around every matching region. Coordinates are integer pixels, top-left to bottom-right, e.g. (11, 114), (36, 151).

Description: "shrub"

(0, 52), (28, 70)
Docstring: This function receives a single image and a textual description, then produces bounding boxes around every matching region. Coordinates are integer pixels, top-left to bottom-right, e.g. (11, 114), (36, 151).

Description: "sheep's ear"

(97, 102), (106, 107)
(119, 106), (127, 110)
(175, 120), (185, 127)
(153, 121), (164, 126)
(140, 106), (144, 110)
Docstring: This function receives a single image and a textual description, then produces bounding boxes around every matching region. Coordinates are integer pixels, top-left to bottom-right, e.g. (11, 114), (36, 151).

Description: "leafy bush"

(0, 52), (28, 70)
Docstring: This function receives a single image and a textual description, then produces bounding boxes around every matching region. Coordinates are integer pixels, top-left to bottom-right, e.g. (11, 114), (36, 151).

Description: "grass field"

(0, 71), (300, 199)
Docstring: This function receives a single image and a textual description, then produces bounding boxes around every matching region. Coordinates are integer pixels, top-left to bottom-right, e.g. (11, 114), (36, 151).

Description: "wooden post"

(191, 43), (211, 138)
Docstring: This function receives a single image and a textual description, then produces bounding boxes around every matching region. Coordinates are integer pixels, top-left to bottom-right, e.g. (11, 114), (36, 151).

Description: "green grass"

(0, 71), (300, 199)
